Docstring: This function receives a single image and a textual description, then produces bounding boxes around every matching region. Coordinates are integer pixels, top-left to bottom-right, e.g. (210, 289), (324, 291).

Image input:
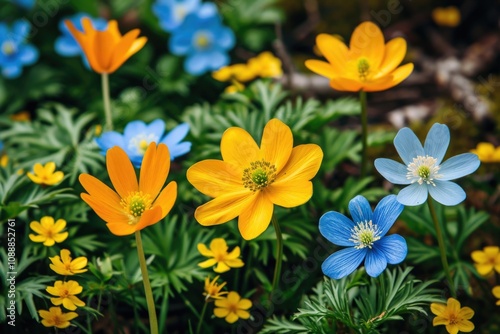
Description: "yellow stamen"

(242, 159), (277, 192)
(358, 58), (370, 81)
(120, 191), (153, 224)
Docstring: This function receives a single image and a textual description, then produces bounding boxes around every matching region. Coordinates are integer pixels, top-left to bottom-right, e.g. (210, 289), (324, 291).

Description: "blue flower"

(0, 20), (38, 79)
(54, 13), (107, 69)
(169, 3), (235, 75)
(96, 120), (192, 167)
(10, 0), (35, 10)
(374, 123), (480, 206)
(319, 195), (407, 279)
(152, 0), (201, 32)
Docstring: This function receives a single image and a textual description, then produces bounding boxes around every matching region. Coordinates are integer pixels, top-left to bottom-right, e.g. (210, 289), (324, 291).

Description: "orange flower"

(65, 18), (147, 74)
(79, 143), (177, 236)
(305, 21), (414, 92)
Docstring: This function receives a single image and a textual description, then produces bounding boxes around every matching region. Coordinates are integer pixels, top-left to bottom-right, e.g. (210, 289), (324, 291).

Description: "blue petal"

(169, 29), (194, 55)
(146, 119), (166, 138)
(55, 37), (81, 56)
(205, 50), (229, 72)
(394, 127), (424, 165)
(439, 153), (480, 181)
(162, 123), (190, 145)
(374, 234), (407, 265)
(12, 20), (30, 42)
(319, 211), (355, 247)
(397, 183), (428, 206)
(214, 26), (235, 50)
(364, 247), (388, 277)
(424, 123), (449, 164)
(167, 141), (192, 159)
(428, 180), (465, 206)
(348, 195), (372, 224)
(123, 120), (148, 140)
(18, 44), (38, 65)
(2, 65), (22, 79)
(374, 158), (411, 185)
(184, 52), (211, 75)
(197, 2), (219, 19)
(373, 195), (404, 236)
(321, 247), (367, 279)
(95, 132), (126, 153)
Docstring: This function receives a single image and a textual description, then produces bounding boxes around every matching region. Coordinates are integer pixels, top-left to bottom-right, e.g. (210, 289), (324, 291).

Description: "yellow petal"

(140, 143), (170, 198)
(221, 127), (260, 170)
(197, 243), (214, 257)
(71, 257), (88, 270)
(471, 249), (488, 263)
(432, 316), (449, 326)
(226, 246), (241, 259)
(214, 307), (230, 318)
(194, 191), (253, 226)
(475, 263), (493, 276)
(275, 144), (323, 184)
(62, 299), (77, 311)
(107, 146), (138, 198)
(29, 221), (44, 234)
(53, 219), (67, 232)
(43, 238), (56, 247)
(198, 258), (218, 268)
(225, 312), (239, 324)
(375, 37), (407, 79)
(304, 59), (336, 79)
(237, 298), (252, 310)
(430, 302), (447, 316)
(238, 193), (273, 240)
(445, 324), (459, 334)
(214, 262), (231, 273)
(260, 119), (293, 173)
(210, 238), (229, 252)
(266, 180), (312, 208)
(125, 37), (148, 63)
(236, 309), (250, 319)
(40, 216), (54, 229)
(457, 320), (474, 332)
(447, 298), (461, 314)
(29, 234), (46, 243)
(47, 171), (64, 185)
(152, 181), (177, 218)
(187, 160), (242, 197)
(53, 232), (69, 243)
(458, 306), (474, 320)
(33, 163), (44, 175)
(315, 33), (348, 72)
(44, 162), (56, 174)
(348, 21), (385, 70)
(493, 286), (500, 298)
(224, 259), (244, 268)
(363, 63), (413, 92)
(79, 174), (122, 212)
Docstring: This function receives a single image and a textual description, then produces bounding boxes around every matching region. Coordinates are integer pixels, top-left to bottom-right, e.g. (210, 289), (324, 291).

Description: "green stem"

(428, 199), (456, 297)
(195, 301), (208, 334)
(135, 231), (158, 334)
(101, 73), (113, 131)
(359, 90), (368, 177)
(271, 215), (283, 297)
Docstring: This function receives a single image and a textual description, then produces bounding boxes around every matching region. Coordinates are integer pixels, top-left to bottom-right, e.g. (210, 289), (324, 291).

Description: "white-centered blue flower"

(374, 123), (480, 206)
(152, 0), (201, 32)
(96, 119), (191, 167)
(319, 195), (407, 279)
(0, 20), (38, 79)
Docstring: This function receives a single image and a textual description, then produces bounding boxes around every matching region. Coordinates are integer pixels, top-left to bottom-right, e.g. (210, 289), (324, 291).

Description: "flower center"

(195, 31), (211, 50)
(349, 220), (381, 249)
(242, 159), (277, 192)
(357, 58), (370, 81)
(448, 314), (458, 325)
(1, 41), (16, 56)
(228, 302), (239, 313)
(128, 133), (158, 155)
(53, 315), (63, 326)
(120, 191), (153, 224)
(61, 288), (69, 298)
(174, 5), (187, 21)
(406, 155), (442, 186)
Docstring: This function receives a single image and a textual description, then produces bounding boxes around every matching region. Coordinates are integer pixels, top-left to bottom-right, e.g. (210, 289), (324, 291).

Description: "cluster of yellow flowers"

(212, 51), (283, 93)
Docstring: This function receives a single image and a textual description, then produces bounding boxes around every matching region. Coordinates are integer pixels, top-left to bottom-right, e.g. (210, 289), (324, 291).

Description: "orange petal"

(134, 205), (163, 232)
(315, 33), (348, 72)
(106, 20), (122, 42)
(260, 119), (293, 173)
(348, 21), (385, 69)
(79, 18), (103, 73)
(194, 191), (253, 226)
(108, 29), (141, 73)
(363, 63), (414, 92)
(152, 181), (177, 218)
(238, 193), (273, 240)
(187, 160), (242, 197)
(375, 37), (407, 79)
(81, 193), (129, 226)
(94, 30), (115, 72)
(266, 180), (312, 208)
(127, 37), (148, 58)
(79, 174), (122, 212)
(221, 127), (260, 170)
(139, 143), (170, 198)
(329, 76), (363, 92)
(304, 59), (336, 79)
(107, 146), (138, 198)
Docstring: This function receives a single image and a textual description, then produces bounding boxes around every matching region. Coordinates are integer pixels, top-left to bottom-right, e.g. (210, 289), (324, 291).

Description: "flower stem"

(135, 230), (158, 334)
(195, 301), (208, 334)
(101, 73), (113, 131)
(271, 214), (283, 297)
(428, 199), (456, 298)
(359, 90), (368, 178)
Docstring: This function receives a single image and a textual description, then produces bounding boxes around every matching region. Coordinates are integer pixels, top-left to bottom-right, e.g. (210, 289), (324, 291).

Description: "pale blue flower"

(152, 0), (201, 32)
(10, 0), (35, 10)
(96, 120), (191, 167)
(0, 20), (38, 79)
(320, 195), (407, 279)
(375, 123), (480, 206)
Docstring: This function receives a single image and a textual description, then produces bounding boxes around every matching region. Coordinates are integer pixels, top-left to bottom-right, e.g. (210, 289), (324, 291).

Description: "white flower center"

(349, 220), (381, 249)
(406, 155), (442, 186)
(1, 41), (16, 56)
(128, 133), (158, 155)
(194, 31), (211, 50)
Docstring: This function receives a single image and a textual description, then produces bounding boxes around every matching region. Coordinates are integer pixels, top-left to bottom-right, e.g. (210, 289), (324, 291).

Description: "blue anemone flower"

(168, 2), (235, 75)
(152, 0), (201, 32)
(319, 195), (407, 279)
(10, 0), (35, 10)
(96, 119), (192, 167)
(0, 20), (38, 79)
(54, 13), (107, 69)
(374, 123), (480, 206)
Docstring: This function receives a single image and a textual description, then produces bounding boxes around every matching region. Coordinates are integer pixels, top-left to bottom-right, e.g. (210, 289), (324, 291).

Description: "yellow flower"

(46, 280), (85, 311)
(305, 21), (414, 92)
(213, 64), (256, 83)
(198, 238), (244, 273)
(204, 275), (228, 301)
(27, 162), (64, 186)
(49, 249), (88, 276)
(247, 52), (283, 78)
(224, 81), (245, 94)
(0, 154), (7, 167)
(65, 18), (147, 74)
(471, 246), (500, 276)
(79, 143), (177, 236)
(214, 291), (252, 324)
(10, 111), (31, 121)
(94, 124), (103, 136)
(38, 307), (78, 329)
(431, 298), (474, 334)
(470, 142), (500, 163)
(29, 216), (68, 247)
(432, 6), (461, 27)
(187, 118), (323, 240)
(493, 286), (500, 306)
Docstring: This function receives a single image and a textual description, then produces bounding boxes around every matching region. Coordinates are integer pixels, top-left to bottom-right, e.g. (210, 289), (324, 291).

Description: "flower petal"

(134, 205), (163, 232)
(214, 262), (231, 273)
(214, 307), (230, 318)
(30, 221), (44, 235)
(140, 143), (170, 198)
(348, 195), (373, 224)
(304, 59), (336, 79)
(319, 211), (356, 247)
(265, 180), (312, 208)
(397, 183), (428, 206)
(364, 247), (388, 277)
(197, 243), (214, 257)
(458, 306), (474, 320)
(424, 123), (450, 164)
(374, 234), (407, 264)
(363, 63), (413, 92)
(329, 76), (363, 92)
(198, 259), (217, 268)
(236, 310), (250, 319)
(274, 144), (323, 184)
(81, 193), (129, 226)
(260, 119), (293, 173)
(187, 160), (242, 197)
(348, 22), (385, 70)
(439, 153), (480, 181)
(53, 219), (67, 232)
(428, 180), (465, 206)
(162, 123), (190, 145)
(107, 146), (138, 198)
(238, 298), (252, 310)
(225, 312), (239, 324)
(238, 193), (273, 240)
(29, 235), (47, 243)
(394, 127), (424, 165)
(373, 194), (404, 236)
(195, 191), (253, 226)
(152, 181), (177, 218)
(430, 302), (447, 316)
(457, 320), (474, 332)
(108, 29), (141, 73)
(374, 158), (411, 185)
(79, 174), (122, 212)
(221, 127), (259, 169)
(433, 316), (449, 326)
(315, 33), (348, 72)
(321, 247), (367, 279)
(376, 37), (407, 78)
